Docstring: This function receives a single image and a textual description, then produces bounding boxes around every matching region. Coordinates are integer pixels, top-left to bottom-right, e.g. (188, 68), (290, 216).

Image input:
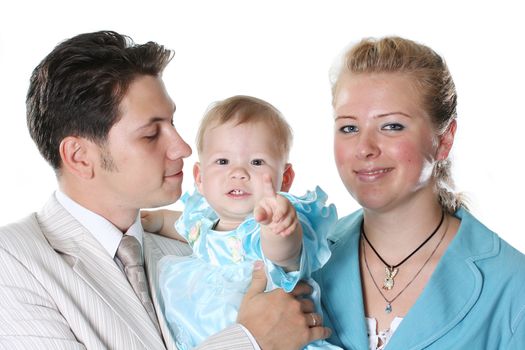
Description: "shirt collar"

(55, 189), (143, 259)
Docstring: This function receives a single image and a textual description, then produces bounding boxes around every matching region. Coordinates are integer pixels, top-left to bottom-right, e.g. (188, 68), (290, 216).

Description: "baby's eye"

(339, 125), (358, 134)
(251, 159), (265, 166)
(216, 159), (229, 165)
(382, 123), (405, 131)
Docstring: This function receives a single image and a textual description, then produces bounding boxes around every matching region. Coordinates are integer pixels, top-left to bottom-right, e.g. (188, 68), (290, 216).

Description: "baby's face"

(194, 120), (288, 228)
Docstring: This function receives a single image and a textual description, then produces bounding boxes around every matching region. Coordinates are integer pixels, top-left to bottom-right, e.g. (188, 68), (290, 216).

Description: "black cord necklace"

(361, 210), (445, 290)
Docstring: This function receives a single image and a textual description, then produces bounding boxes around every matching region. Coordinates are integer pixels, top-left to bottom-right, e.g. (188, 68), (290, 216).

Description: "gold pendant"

(382, 266), (398, 290)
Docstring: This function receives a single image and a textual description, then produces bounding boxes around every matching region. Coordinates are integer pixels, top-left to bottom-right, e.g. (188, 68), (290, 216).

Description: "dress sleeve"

(174, 190), (217, 248)
(264, 186), (337, 292)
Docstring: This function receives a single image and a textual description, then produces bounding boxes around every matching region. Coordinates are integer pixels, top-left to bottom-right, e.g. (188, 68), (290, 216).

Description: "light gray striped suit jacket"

(0, 196), (254, 350)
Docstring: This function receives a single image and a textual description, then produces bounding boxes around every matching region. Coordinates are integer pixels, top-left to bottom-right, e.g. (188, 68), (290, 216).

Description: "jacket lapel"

(39, 195), (165, 350)
(386, 208), (495, 350)
(322, 211), (369, 350)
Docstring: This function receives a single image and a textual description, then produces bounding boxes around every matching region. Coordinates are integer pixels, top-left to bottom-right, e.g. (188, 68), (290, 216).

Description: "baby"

(143, 95), (339, 349)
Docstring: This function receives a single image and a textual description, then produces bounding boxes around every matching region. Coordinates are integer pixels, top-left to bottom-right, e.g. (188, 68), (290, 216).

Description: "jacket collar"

(143, 232), (178, 350)
(385, 208), (498, 349)
(323, 210), (369, 350)
(324, 208), (498, 350)
(38, 195), (165, 350)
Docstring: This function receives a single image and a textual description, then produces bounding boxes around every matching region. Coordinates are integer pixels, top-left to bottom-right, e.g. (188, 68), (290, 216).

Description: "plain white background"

(1, 1), (523, 253)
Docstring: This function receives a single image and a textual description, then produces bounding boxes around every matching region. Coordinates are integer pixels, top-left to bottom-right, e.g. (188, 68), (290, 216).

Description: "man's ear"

(280, 163), (295, 192)
(193, 162), (204, 194)
(59, 136), (95, 179)
(436, 119), (457, 161)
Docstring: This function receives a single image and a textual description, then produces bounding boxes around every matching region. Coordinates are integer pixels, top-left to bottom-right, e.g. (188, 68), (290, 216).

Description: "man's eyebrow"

(136, 116), (172, 130)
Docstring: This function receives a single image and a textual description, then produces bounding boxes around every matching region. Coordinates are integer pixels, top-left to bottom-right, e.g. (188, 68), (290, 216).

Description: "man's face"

(93, 75), (191, 212)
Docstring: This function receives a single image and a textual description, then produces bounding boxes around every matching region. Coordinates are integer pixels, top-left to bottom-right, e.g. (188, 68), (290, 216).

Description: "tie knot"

(116, 235), (142, 267)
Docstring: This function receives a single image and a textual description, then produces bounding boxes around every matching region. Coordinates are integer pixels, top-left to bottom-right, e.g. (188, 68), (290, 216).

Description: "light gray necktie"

(116, 235), (161, 333)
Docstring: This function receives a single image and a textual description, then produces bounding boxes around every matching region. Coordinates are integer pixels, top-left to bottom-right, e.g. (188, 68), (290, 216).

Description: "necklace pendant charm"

(385, 303), (392, 313)
(382, 266), (398, 290)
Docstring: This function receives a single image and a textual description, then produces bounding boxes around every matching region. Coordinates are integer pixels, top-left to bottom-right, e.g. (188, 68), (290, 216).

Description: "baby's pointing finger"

(262, 174), (277, 199)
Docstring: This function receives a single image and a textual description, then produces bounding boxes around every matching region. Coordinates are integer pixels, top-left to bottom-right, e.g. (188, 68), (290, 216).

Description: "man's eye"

(216, 159), (229, 165)
(145, 133), (158, 141)
(251, 159), (265, 166)
(382, 123), (405, 131)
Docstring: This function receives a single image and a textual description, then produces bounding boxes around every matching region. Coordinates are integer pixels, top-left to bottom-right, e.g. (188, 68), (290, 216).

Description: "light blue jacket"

(314, 208), (525, 349)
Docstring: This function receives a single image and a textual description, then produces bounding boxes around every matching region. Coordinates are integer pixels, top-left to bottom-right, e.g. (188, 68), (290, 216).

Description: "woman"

(313, 37), (525, 349)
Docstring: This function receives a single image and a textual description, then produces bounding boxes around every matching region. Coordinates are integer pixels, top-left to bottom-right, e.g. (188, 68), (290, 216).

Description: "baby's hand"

(254, 174), (299, 237)
(141, 209), (186, 242)
(140, 210), (164, 233)
(140, 210), (165, 233)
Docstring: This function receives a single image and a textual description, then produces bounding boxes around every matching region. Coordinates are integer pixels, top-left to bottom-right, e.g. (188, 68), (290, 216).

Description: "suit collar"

(54, 190), (143, 257)
(386, 208), (499, 349)
(143, 233), (177, 350)
(38, 195), (165, 350)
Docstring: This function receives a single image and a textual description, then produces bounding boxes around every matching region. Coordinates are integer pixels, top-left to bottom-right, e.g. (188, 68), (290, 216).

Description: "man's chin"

(145, 191), (181, 209)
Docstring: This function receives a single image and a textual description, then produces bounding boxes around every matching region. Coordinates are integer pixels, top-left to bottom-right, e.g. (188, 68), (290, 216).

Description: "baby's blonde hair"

(331, 36), (465, 214)
(196, 95), (293, 160)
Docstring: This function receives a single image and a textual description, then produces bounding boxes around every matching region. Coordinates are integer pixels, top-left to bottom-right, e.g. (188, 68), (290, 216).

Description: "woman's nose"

(355, 133), (380, 160)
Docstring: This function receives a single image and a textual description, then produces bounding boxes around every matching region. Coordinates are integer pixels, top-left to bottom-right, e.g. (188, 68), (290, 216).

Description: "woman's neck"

(362, 199), (444, 262)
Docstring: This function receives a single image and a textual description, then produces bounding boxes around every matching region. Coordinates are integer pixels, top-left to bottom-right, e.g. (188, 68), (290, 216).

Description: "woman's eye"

(382, 123), (405, 131)
(216, 159), (229, 165)
(251, 159), (264, 166)
(339, 125), (358, 134)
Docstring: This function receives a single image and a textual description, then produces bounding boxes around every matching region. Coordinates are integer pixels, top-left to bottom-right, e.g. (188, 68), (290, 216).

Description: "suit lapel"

(39, 196), (165, 350)
(386, 208), (494, 350)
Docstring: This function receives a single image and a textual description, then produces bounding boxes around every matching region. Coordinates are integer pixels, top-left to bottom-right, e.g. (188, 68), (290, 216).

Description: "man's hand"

(237, 261), (331, 350)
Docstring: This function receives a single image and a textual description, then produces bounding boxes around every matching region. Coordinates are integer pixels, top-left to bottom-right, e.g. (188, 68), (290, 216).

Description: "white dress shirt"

(55, 190), (143, 260)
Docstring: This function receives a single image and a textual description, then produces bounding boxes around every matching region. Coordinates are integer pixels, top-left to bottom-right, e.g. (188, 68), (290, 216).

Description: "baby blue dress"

(158, 187), (341, 350)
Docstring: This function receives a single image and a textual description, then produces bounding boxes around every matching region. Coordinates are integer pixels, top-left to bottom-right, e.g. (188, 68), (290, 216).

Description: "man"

(0, 31), (329, 349)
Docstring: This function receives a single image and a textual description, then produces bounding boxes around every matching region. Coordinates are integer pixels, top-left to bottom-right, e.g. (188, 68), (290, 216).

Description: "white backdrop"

(1, 1), (523, 253)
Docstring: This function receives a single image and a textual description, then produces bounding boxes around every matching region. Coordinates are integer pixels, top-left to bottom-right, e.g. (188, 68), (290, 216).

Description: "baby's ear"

(193, 162), (204, 194)
(280, 163), (295, 192)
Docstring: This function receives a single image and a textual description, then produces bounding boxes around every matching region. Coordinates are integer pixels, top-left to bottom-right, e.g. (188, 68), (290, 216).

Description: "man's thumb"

(245, 261), (267, 298)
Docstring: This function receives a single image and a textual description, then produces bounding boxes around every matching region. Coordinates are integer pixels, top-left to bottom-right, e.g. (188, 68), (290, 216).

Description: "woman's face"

(333, 72), (452, 213)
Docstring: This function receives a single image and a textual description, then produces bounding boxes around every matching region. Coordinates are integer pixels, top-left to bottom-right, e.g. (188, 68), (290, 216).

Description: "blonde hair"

(196, 95), (293, 159)
(331, 36), (465, 213)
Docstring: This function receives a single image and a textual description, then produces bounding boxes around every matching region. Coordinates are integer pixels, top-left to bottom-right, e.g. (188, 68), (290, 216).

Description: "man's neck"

(59, 183), (138, 232)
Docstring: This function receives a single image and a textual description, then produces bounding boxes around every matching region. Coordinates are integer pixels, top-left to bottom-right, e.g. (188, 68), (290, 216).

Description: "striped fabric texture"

(0, 196), (255, 350)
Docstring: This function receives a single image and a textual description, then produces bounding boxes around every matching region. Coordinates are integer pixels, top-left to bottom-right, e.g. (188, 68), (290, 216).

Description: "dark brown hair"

(27, 30), (173, 171)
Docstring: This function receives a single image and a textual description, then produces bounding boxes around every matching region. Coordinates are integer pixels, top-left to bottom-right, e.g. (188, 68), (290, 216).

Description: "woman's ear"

(437, 120), (457, 160)
(280, 163), (295, 192)
(193, 162), (204, 194)
(59, 136), (95, 179)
